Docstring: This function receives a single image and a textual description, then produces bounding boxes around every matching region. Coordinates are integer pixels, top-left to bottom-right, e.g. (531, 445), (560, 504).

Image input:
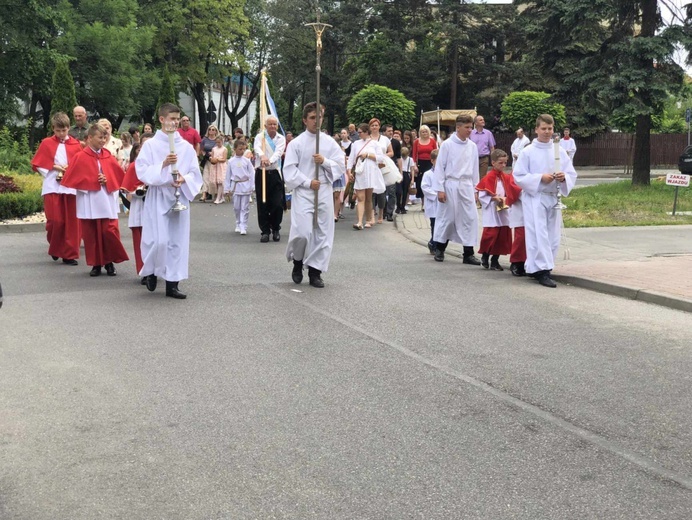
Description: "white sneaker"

(235, 226), (241, 233)
(240, 229), (247, 235)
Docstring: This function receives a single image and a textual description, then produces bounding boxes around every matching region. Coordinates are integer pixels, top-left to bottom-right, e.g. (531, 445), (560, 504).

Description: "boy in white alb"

(431, 114), (481, 265)
(284, 102), (346, 288)
(226, 139), (255, 235)
(513, 114), (577, 288)
(559, 127), (577, 161)
(135, 103), (203, 299)
(420, 149), (439, 254)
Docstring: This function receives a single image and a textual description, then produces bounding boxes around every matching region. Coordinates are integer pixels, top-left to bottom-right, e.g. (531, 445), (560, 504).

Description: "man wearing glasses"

(177, 117), (202, 156)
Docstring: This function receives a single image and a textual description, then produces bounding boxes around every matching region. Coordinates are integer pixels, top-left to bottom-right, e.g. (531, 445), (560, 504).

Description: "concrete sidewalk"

(395, 205), (692, 313)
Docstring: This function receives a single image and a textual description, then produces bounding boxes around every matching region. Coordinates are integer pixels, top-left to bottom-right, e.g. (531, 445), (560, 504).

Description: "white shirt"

(253, 131), (286, 170)
(559, 137), (577, 160)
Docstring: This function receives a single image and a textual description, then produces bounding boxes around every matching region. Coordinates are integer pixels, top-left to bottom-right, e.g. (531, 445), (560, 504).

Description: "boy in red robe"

(61, 124), (129, 277)
(475, 149), (519, 270)
(31, 112), (83, 265)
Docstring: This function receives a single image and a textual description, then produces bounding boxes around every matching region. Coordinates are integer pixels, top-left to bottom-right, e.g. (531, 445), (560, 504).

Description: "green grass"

(563, 179), (692, 227)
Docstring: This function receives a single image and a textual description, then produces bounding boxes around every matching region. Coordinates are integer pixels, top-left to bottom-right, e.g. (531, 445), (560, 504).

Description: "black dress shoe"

(292, 260), (303, 284)
(538, 273), (557, 288)
(510, 263), (525, 277)
(427, 241), (435, 255)
(272, 230), (280, 242)
(145, 274), (157, 292)
(490, 263), (504, 271)
(165, 281), (187, 299)
(140, 277), (147, 285)
(386, 215), (393, 222)
(62, 259), (78, 266)
(90, 266), (102, 277)
(260, 234), (270, 243)
(105, 263), (116, 276)
(51, 255), (59, 261)
(462, 255), (481, 266)
(434, 249), (445, 262)
(308, 267), (324, 288)
(481, 253), (490, 269)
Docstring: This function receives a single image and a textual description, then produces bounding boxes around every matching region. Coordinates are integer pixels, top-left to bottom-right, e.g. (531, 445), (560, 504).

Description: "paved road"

(1, 204), (692, 519)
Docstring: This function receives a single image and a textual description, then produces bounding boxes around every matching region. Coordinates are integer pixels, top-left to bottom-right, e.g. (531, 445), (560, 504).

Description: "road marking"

(266, 282), (692, 491)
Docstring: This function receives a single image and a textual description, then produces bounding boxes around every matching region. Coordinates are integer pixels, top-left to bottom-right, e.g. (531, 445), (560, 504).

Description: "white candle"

(168, 131), (178, 172)
(553, 140), (561, 175)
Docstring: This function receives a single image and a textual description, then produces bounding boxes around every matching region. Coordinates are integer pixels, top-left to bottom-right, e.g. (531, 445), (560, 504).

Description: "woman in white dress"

(347, 123), (384, 230)
(367, 118), (393, 224)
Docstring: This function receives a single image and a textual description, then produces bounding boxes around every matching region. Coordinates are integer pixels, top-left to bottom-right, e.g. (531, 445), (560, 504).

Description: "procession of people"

(32, 96), (578, 299)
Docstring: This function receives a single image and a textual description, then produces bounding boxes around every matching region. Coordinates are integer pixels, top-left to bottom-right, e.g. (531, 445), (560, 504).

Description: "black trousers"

(385, 184), (397, 217)
(416, 159), (432, 198)
(255, 169), (284, 235)
(429, 217), (435, 243)
(396, 172), (411, 211)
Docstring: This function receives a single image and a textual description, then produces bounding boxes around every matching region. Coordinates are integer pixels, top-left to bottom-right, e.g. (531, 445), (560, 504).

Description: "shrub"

(0, 174), (22, 194)
(0, 191), (43, 220)
(0, 173), (43, 220)
(0, 126), (33, 174)
(347, 84), (416, 131)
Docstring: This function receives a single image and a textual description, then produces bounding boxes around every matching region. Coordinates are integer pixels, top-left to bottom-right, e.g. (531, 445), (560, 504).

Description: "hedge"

(0, 173), (43, 220)
(0, 191), (43, 220)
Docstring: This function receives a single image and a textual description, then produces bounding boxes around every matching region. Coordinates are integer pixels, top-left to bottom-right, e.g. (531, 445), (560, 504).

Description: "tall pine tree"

(50, 61), (77, 123)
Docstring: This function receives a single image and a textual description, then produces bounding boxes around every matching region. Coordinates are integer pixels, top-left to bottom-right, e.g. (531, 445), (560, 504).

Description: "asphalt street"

(1, 202), (692, 519)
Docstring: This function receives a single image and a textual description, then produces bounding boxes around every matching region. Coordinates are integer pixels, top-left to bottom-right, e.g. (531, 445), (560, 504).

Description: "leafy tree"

(517, 0), (691, 185)
(50, 61), (77, 122)
(501, 91), (566, 135)
(347, 84), (415, 130)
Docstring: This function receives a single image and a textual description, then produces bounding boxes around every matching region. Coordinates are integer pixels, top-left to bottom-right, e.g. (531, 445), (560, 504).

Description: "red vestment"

(476, 169), (513, 255)
(61, 147), (128, 267)
(32, 136), (83, 260)
(121, 162), (143, 192)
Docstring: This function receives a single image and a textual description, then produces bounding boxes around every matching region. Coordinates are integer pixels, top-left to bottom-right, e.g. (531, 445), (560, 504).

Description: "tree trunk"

(192, 81), (208, 136)
(632, 114), (651, 185)
(632, 0), (657, 186)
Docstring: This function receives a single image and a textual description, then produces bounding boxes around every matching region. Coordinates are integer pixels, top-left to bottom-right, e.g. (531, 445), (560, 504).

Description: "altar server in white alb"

(559, 127), (577, 161)
(135, 103), (203, 299)
(431, 114), (482, 265)
(513, 114), (577, 288)
(284, 102), (346, 288)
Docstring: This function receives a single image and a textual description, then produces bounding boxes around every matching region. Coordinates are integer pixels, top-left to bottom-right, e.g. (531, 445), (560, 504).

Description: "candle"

(167, 131), (178, 172)
(553, 140), (561, 175)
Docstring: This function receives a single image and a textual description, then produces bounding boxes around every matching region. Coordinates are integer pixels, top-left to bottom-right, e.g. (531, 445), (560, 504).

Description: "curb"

(394, 215), (691, 314)
(0, 213), (129, 234)
(0, 222), (45, 233)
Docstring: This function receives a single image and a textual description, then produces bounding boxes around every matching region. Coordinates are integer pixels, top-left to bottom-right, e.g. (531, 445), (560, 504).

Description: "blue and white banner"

(264, 81), (286, 136)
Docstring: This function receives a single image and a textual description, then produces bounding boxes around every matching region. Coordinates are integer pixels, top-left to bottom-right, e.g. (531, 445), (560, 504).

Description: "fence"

(494, 132), (690, 167)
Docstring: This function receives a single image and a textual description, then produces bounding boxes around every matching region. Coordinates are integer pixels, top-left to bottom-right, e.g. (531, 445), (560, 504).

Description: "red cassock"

(476, 169), (513, 255)
(31, 136), (83, 260)
(504, 173), (526, 263)
(121, 162), (144, 273)
(61, 148), (129, 266)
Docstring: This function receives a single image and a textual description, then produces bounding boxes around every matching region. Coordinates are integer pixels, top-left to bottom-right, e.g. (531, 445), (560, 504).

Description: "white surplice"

(37, 142), (77, 196)
(513, 140), (577, 273)
(135, 131), (203, 281)
(420, 168), (438, 220)
(431, 133), (479, 247)
(283, 130), (345, 273)
(478, 177), (510, 228)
